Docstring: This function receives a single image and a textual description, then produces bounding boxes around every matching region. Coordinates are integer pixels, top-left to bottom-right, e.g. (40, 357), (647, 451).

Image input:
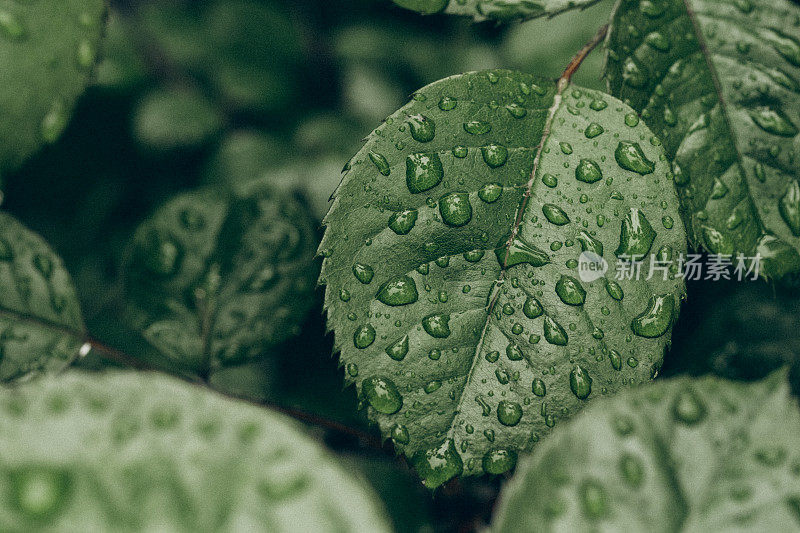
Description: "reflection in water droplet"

(569, 365), (592, 399)
(362, 376), (403, 414)
(353, 263), (374, 284)
(631, 294), (674, 338)
(376, 275), (419, 306)
(542, 204), (570, 226)
(523, 296), (543, 319)
(422, 314), (451, 338)
(497, 400), (523, 426)
(389, 209), (418, 235)
(406, 153), (444, 193)
(439, 192), (473, 227)
(386, 336), (409, 361)
(543, 316), (568, 346)
(555, 276), (586, 306)
(616, 209), (657, 259)
(482, 449), (517, 474)
(354, 324), (376, 348)
(369, 152), (391, 176)
(575, 159), (603, 183)
(478, 183), (503, 203)
(408, 114), (436, 142)
(412, 439), (463, 489)
(615, 142), (655, 175)
(482, 144), (509, 168)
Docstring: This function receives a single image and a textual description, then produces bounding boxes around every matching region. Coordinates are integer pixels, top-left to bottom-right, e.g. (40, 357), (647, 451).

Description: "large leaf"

(123, 180), (318, 379)
(0, 213), (84, 382)
(0, 370), (391, 531)
(492, 371), (800, 531)
(393, 0), (601, 21)
(605, 0), (800, 280)
(0, 0), (105, 179)
(319, 69), (686, 487)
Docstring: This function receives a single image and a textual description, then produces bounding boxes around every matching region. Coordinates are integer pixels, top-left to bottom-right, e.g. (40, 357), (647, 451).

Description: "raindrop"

(353, 263), (374, 284)
(422, 314), (451, 338)
(386, 336), (409, 361)
(479, 183), (503, 203)
(408, 114), (436, 142)
(369, 152), (391, 176)
(543, 316), (568, 346)
(671, 387), (707, 425)
(376, 276), (419, 306)
(354, 324), (376, 348)
(749, 105), (798, 137)
(482, 449), (517, 474)
(584, 123), (605, 138)
(463, 121), (492, 135)
(523, 296), (543, 319)
(439, 192), (473, 227)
(362, 376), (403, 414)
(542, 204), (570, 226)
(406, 153), (444, 193)
(482, 144), (509, 168)
(615, 141), (655, 175)
(495, 236), (550, 268)
(497, 400), (523, 426)
(616, 209), (656, 259)
(631, 294), (674, 338)
(569, 365), (592, 399)
(532, 378), (546, 397)
(575, 159), (603, 183)
(555, 276), (586, 306)
(389, 209), (418, 235)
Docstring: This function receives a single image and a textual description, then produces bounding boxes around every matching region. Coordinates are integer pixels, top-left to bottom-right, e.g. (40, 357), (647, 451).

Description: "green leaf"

(394, 0), (602, 21)
(0, 0), (105, 178)
(319, 69), (686, 487)
(0, 213), (84, 382)
(0, 370), (391, 531)
(492, 371), (800, 531)
(133, 87), (224, 152)
(123, 180), (318, 378)
(605, 0), (800, 280)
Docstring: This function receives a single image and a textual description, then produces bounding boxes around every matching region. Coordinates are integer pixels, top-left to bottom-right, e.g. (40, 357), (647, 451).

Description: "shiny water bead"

(362, 376), (403, 414)
(406, 153), (443, 193)
(376, 276), (419, 306)
(575, 159), (603, 183)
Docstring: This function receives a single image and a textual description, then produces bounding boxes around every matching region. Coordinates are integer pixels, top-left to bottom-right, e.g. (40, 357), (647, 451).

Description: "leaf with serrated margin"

(492, 371), (800, 532)
(123, 180), (317, 379)
(605, 0), (800, 280)
(0, 213), (84, 382)
(319, 69), (686, 487)
(393, 0), (602, 21)
(0, 0), (105, 181)
(0, 371), (391, 531)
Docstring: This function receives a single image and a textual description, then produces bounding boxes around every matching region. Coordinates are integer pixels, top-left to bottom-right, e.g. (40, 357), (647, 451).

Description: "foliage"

(1, 0), (800, 530)
(320, 69), (686, 486)
(492, 371), (800, 531)
(606, 0), (800, 281)
(0, 370), (391, 531)
(0, 0), (105, 183)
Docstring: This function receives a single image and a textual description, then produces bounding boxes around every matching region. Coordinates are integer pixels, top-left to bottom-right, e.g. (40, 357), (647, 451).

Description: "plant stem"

(560, 23), (609, 84)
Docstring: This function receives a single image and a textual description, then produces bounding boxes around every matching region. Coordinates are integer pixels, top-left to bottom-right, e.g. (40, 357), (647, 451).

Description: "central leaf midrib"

(445, 81), (566, 443)
(681, 0), (767, 244)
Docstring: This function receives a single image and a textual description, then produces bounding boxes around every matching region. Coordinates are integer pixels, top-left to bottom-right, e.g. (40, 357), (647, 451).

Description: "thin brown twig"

(561, 23), (609, 84)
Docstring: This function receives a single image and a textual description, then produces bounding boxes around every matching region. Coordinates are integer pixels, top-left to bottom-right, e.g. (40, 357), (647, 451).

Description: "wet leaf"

(394, 0), (602, 22)
(320, 70), (686, 486)
(493, 371), (800, 532)
(606, 0), (800, 280)
(123, 180), (317, 378)
(0, 213), (84, 382)
(0, 0), (105, 181)
(0, 371), (391, 531)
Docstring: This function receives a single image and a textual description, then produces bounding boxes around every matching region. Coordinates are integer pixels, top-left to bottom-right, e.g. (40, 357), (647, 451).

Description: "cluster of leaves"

(1, 0), (800, 530)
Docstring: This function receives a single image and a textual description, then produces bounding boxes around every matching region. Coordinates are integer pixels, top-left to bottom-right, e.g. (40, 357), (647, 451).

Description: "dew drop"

(412, 439), (463, 489)
(555, 276), (586, 306)
(463, 121), (492, 135)
(671, 387), (706, 425)
(354, 324), (376, 348)
(389, 209), (418, 235)
(575, 159), (603, 183)
(408, 114), (436, 142)
(406, 153), (444, 193)
(523, 296), (544, 319)
(362, 376), (403, 414)
(479, 183), (503, 203)
(482, 449), (517, 474)
(353, 263), (374, 284)
(369, 152), (391, 176)
(584, 122), (605, 138)
(376, 275), (419, 306)
(482, 144), (509, 168)
(497, 400), (523, 426)
(615, 141), (655, 175)
(386, 336), (409, 361)
(616, 209), (656, 259)
(543, 316), (568, 346)
(749, 105), (798, 137)
(631, 294), (674, 338)
(542, 204), (570, 226)
(439, 192), (473, 227)
(422, 314), (451, 338)
(569, 364), (592, 399)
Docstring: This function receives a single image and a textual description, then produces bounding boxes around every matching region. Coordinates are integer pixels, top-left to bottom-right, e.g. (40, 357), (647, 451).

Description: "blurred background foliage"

(3, 0), (798, 530)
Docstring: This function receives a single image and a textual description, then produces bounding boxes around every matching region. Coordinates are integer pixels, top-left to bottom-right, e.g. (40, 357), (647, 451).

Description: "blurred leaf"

(0, 213), (84, 382)
(394, 0), (601, 21)
(0, 370), (392, 531)
(94, 12), (148, 92)
(320, 70), (686, 487)
(492, 372), (800, 531)
(342, 64), (407, 124)
(137, 0), (304, 114)
(606, 0), (800, 280)
(123, 180), (317, 378)
(204, 130), (288, 186)
(133, 87), (224, 152)
(0, 0), (105, 180)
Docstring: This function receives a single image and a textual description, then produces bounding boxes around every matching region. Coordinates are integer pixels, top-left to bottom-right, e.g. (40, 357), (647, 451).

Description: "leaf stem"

(560, 23), (609, 84)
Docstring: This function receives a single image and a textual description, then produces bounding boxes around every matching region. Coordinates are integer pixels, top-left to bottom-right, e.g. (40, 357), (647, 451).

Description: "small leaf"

(0, 213), (84, 382)
(394, 0), (602, 21)
(320, 70), (686, 486)
(133, 87), (224, 151)
(0, 0), (105, 179)
(606, 0), (800, 280)
(0, 371), (391, 531)
(492, 372), (800, 531)
(124, 180), (317, 378)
